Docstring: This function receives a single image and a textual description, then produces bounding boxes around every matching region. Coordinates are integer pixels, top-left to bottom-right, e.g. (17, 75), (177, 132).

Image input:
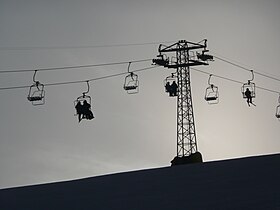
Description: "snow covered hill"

(1, 154), (280, 210)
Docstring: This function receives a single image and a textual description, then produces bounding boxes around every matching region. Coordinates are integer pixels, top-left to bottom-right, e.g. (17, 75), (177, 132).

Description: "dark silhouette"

(152, 54), (169, 66)
(165, 82), (172, 96)
(197, 52), (214, 61)
(75, 100), (94, 122)
(82, 100), (94, 120)
(170, 81), (178, 96)
(165, 81), (178, 97)
(75, 101), (83, 122)
(244, 88), (255, 107)
(171, 152), (203, 166)
(276, 105), (280, 118)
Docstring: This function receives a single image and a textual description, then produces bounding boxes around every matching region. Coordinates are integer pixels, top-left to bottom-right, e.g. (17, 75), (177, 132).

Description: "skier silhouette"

(244, 88), (256, 107)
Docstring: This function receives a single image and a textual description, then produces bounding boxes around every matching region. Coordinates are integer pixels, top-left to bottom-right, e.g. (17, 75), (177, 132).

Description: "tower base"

(171, 152), (203, 166)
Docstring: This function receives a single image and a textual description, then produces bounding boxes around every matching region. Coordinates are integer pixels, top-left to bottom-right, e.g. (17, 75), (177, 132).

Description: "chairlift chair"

(27, 82), (45, 105)
(241, 70), (256, 99)
(276, 105), (280, 119)
(123, 72), (139, 94)
(27, 71), (45, 106)
(205, 85), (219, 104)
(276, 94), (280, 119)
(123, 62), (139, 94)
(74, 94), (94, 122)
(164, 73), (178, 97)
(74, 81), (94, 122)
(204, 74), (219, 104)
(74, 94), (92, 115)
(241, 81), (256, 99)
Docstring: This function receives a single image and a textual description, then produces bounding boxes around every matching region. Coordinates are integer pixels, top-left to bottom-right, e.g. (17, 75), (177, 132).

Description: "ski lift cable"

(0, 40), (177, 51)
(213, 55), (280, 83)
(0, 65), (159, 91)
(191, 67), (280, 94)
(0, 58), (152, 74)
(0, 64), (278, 96)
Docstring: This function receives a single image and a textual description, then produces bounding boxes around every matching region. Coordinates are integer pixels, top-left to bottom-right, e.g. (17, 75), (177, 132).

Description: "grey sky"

(0, 0), (280, 188)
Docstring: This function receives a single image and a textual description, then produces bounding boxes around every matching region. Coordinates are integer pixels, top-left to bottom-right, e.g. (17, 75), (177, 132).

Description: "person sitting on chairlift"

(170, 81), (178, 96)
(165, 81), (178, 97)
(75, 100), (94, 122)
(75, 101), (83, 122)
(82, 100), (94, 120)
(245, 88), (255, 107)
(165, 82), (172, 96)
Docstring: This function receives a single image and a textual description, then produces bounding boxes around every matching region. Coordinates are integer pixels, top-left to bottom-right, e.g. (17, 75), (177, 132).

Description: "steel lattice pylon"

(176, 49), (197, 157)
(153, 40), (212, 165)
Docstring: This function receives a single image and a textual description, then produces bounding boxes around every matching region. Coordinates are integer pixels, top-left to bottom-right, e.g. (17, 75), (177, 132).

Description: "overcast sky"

(1, 0), (280, 189)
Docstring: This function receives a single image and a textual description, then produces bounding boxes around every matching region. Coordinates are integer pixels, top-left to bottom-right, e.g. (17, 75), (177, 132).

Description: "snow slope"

(1, 154), (280, 210)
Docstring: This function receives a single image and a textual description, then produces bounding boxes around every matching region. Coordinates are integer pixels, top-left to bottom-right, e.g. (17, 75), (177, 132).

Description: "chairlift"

(276, 105), (280, 119)
(123, 62), (139, 94)
(164, 73), (178, 97)
(241, 70), (256, 99)
(74, 81), (94, 122)
(27, 70), (45, 106)
(204, 74), (219, 104)
(276, 94), (280, 119)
